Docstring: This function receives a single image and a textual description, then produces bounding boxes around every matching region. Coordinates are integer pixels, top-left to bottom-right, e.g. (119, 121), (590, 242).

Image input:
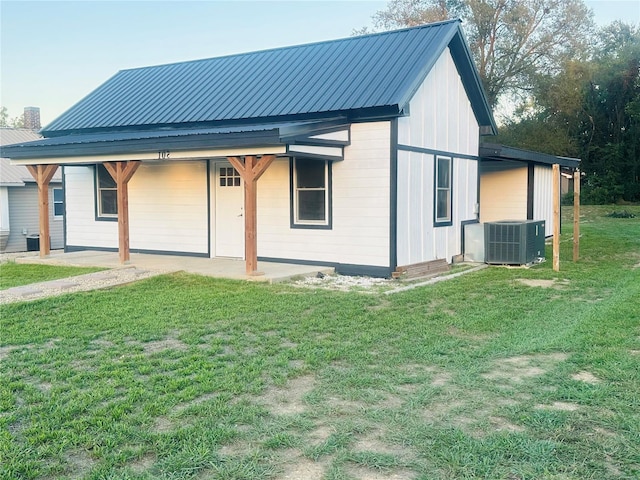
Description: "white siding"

(4, 184), (63, 252)
(533, 164), (554, 236)
(65, 162), (208, 254)
(397, 47), (479, 156)
(396, 47), (480, 266)
(257, 122), (391, 267)
(479, 162), (528, 223)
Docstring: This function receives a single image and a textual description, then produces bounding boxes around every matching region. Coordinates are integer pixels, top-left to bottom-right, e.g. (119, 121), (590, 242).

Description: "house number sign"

(158, 150), (170, 160)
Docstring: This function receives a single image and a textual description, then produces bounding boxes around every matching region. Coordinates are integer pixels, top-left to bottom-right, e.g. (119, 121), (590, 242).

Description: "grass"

(1, 205), (638, 479)
(0, 262), (103, 290)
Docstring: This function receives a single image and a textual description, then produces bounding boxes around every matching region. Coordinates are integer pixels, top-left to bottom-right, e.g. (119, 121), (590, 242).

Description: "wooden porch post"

(552, 163), (560, 272)
(573, 169), (581, 262)
(227, 155), (276, 275)
(103, 161), (141, 264)
(26, 164), (59, 258)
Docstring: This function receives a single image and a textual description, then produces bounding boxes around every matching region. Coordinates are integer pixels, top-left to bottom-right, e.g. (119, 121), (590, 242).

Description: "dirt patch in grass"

(152, 416), (174, 433)
(260, 375), (315, 415)
(517, 278), (570, 289)
(141, 338), (188, 354)
(129, 452), (156, 473)
(482, 353), (569, 383)
(352, 428), (414, 459)
(0, 345), (18, 360)
(572, 371), (600, 384)
(24, 376), (52, 392)
(276, 452), (327, 479)
(488, 416), (525, 433)
(65, 449), (96, 479)
(593, 427), (618, 438)
(535, 401), (580, 411)
(308, 424), (334, 445)
(345, 464), (416, 480)
(420, 398), (465, 423)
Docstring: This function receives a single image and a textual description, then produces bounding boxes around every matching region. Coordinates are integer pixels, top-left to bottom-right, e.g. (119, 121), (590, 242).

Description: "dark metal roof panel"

(43, 20), (483, 134)
(480, 143), (581, 168)
(0, 120), (346, 159)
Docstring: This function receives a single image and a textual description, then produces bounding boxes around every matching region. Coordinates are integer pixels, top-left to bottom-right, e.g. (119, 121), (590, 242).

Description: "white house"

(0, 128), (63, 253)
(1, 20), (499, 277)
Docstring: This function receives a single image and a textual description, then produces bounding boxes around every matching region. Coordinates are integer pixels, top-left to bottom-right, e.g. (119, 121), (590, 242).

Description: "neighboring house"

(1, 20), (498, 276)
(479, 144), (580, 236)
(0, 128), (64, 253)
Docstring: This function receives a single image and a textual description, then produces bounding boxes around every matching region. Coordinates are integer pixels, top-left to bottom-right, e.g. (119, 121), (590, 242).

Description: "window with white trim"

(435, 156), (452, 225)
(292, 159), (331, 227)
(96, 164), (117, 218)
(53, 188), (64, 217)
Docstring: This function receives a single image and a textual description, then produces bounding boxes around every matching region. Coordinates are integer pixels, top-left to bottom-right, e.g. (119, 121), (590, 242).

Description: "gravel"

(0, 267), (167, 305)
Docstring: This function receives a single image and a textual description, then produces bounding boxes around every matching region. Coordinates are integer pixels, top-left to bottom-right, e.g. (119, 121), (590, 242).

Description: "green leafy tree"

(0, 106), (25, 128)
(0, 106), (9, 127)
(361, 0), (594, 108)
(498, 21), (640, 203)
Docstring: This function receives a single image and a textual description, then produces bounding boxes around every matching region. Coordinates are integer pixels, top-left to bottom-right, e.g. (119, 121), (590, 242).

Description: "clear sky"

(1, 0), (638, 127)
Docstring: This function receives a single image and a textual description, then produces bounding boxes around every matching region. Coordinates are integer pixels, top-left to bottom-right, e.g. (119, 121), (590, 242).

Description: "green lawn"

(1, 206), (638, 480)
(0, 263), (104, 290)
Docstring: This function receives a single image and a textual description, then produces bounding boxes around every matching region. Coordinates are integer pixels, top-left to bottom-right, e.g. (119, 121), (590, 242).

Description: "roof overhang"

(1, 120), (351, 165)
(480, 143), (581, 169)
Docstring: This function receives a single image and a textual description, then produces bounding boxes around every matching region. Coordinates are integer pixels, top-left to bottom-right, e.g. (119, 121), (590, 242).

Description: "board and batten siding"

(396, 46), (480, 266)
(533, 164), (554, 236)
(256, 121), (391, 268)
(5, 184), (63, 252)
(65, 161), (208, 254)
(479, 161), (528, 223)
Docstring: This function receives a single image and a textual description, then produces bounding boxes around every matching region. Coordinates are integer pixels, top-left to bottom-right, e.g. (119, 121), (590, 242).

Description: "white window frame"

(53, 188), (64, 217)
(292, 158), (331, 228)
(435, 156), (453, 226)
(96, 164), (118, 219)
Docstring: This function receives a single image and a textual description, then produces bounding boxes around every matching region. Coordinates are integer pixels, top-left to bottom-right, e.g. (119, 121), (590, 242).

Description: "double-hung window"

(291, 159), (331, 228)
(435, 156), (452, 226)
(53, 188), (64, 217)
(96, 164), (117, 219)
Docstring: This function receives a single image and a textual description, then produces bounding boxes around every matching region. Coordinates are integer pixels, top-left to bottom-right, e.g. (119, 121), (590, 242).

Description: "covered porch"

(1, 120), (350, 277)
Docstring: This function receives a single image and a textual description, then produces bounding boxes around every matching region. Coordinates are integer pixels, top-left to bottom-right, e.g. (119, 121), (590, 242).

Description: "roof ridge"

(117, 19), (462, 73)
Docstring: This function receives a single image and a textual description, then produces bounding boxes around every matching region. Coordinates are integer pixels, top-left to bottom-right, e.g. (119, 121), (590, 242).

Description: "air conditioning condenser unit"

(484, 220), (546, 265)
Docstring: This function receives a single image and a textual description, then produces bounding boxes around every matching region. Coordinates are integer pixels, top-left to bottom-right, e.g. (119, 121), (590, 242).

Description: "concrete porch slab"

(14, 250), (334, 283)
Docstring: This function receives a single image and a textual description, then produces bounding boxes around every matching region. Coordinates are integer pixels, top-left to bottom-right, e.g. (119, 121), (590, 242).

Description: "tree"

(0, 107), (8, 127)
(363, 0), (594, 108)
(496, 21), (640, 203)
(0, 106), (25, 128)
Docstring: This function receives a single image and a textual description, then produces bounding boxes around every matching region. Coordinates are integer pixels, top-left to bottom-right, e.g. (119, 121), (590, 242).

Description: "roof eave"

(480, 143), (581, 168)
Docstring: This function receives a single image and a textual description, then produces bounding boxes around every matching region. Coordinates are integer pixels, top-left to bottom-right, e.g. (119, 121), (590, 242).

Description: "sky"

(1, 0), (638, 127)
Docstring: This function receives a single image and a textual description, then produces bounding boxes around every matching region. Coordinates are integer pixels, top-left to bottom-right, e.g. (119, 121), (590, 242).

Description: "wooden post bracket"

(26, 164), (59, 257)
(227, 155), (276, 275)
(103, 161), (141, 264)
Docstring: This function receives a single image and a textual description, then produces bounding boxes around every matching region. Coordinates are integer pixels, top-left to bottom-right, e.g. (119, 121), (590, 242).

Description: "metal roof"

(480, 143), (581, 168)
(0, 120), (346, 159)
(0, 128), (61, 185)
(42, 20), (495, 136)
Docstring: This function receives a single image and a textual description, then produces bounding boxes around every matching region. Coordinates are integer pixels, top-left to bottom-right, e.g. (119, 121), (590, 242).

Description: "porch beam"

(103, 161), (141, 263)
(26, 164), (59, 257)
(227, 155), (276, 275)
